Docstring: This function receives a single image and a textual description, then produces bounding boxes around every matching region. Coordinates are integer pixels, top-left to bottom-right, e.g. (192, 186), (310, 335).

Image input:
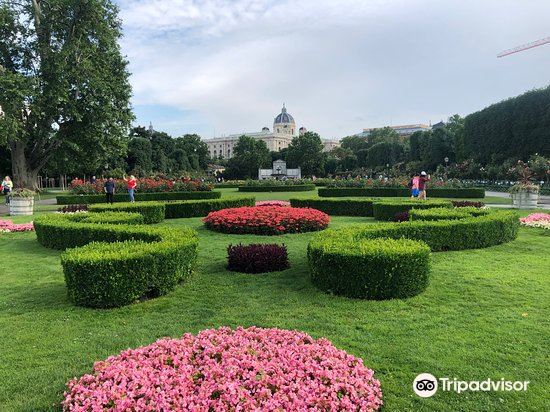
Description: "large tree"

(224, 135), (270, 179)
(286, 131), (325, 177)
(0, 0), (133, 188)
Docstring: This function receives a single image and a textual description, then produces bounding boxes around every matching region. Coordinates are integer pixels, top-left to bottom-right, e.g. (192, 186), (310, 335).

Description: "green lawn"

(0, 189), (548, 410)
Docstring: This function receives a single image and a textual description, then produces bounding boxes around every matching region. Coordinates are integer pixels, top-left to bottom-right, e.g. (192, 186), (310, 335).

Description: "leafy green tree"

(340, 135), (368, 152)
(286, 131), (325, 177)
(368, 127), (401, 146)
(127, 137), (153, 175)
(224, 135), (270, 179)
(365, 142), (404, 168)
(0, 0), (133, 188)
(174, 134), (209, 170)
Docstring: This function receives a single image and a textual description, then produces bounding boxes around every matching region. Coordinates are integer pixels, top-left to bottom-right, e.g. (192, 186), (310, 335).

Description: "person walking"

(123, 175), (137, 203)
(418, 171), (431, 200)
(1, 176), (13, 205)
(104, 177), (116, 204)
(408, 173), (420, 198)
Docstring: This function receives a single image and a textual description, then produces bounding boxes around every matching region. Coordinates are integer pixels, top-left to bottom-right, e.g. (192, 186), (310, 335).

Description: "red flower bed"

(203, 206), (330, 235)
(63, 326), (383, 411)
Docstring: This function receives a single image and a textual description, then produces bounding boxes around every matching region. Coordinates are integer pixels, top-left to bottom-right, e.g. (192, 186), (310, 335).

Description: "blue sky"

(115, 0), (550, 140)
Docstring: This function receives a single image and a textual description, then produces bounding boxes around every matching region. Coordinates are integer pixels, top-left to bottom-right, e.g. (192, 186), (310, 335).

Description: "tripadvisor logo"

(413, 373), (529, 397)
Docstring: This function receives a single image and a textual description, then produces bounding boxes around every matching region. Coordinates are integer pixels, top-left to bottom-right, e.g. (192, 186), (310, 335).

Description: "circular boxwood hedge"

(63, 326), (383, 411)
(372, 199), (453, 221)
(34, 212), (198, 308)
(203, 206), (330, 235)
(308, 210), (519, 299)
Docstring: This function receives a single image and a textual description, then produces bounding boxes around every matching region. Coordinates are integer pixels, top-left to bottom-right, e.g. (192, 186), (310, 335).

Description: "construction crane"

(497, 36), (550, 58)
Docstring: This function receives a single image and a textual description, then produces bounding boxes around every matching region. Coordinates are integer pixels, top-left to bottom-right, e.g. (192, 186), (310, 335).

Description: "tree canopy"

(224, 135), (270, 179)
(0, 0), (133, 188)
(286, 131), (325, 177)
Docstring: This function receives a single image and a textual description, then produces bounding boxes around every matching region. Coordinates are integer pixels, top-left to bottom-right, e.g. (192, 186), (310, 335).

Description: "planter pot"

(9, 197), (35, 216)
(511, 191), (539, 209)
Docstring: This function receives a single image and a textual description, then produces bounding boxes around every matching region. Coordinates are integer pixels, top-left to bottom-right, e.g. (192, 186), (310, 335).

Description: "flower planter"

(511, 191), (538, 209)
(9, 197), (35, 216)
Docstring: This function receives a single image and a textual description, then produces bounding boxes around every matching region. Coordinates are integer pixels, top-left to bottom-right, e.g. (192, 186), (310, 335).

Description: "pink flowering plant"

(63, 326), (382, 411)
(520, 213), (550, 229)
(0, 220), (34, 233)
(255, 200), (291, 207)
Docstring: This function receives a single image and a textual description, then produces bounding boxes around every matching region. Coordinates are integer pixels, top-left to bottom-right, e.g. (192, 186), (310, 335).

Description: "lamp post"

(444, 157), (449, 180)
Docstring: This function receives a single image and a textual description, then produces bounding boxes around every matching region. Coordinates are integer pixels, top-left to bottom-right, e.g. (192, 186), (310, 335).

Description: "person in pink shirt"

(123, 175), (137, 202)
(408, 173), (420, 198)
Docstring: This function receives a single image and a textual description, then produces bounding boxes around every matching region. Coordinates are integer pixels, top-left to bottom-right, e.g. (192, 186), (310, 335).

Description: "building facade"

(205, 105), (340, 159)
(357, 124), (432, 138)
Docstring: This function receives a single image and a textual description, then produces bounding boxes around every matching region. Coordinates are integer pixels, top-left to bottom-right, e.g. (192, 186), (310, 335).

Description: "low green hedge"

(72, 211), (144, 225)
(34, 213), (198, 308)
(56, 191), (221, 204)
(164, 197), (255, 219)
(372, 199), (453, 221)
(90, 202), (165, 224)
(308, 210), (519, 299)
(309, 237), (430, 299)
(289, 197), (378, 216)
(238, 184), (315, 192)
(409, 207), (489, 221)
(318, 187), (485, 198)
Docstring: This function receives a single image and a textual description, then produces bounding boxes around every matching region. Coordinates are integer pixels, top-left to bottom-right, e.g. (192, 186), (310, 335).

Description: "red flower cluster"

(203, 206), (330, 235)
(69, 178), (212, 194)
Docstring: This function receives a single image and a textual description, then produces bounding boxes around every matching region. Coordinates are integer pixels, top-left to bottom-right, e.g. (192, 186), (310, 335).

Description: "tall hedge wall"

(462, 85), (550, 163)
(318, 187), (485, 198)
(56, 191), (221, 204)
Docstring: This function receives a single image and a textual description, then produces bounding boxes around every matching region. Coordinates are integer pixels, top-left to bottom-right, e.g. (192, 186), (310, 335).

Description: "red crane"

(497, 36), (550, 58)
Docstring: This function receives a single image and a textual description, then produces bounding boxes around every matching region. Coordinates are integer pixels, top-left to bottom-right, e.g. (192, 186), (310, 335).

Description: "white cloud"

(117, 0), (550, 138)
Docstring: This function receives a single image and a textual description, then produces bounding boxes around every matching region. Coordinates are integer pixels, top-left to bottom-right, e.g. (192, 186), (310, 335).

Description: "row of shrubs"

(290, 197), (377, 216)
(57, 191), (221, 204)
(308, 210), (519, 300)
(238, 184), (316, 192)
(372, 199), (453, 221)
(88, 197), (255, 223)
(318, 187), (485, 198)
(34, 213), (198, 308)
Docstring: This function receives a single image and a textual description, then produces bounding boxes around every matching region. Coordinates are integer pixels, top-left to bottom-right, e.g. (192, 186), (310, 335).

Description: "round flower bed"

(63, 327), (383, 411)
(520, 212), (550, 229)
(0, 220), (34, 233)
(203, 206), (330, 235)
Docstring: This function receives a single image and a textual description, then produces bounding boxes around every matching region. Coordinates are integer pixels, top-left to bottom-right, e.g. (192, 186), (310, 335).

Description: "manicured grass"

(0, 212), (549, 410)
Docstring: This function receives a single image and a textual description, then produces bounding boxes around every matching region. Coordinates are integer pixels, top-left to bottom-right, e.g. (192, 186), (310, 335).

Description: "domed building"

(205, 104), (339, 159)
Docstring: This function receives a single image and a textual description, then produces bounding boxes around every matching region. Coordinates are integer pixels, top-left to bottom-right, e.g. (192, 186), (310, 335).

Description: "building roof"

(274, 104), (295, 124)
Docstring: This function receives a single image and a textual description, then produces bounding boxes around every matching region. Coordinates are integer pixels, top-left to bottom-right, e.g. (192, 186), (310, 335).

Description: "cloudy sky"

(115, 0), (550, 140)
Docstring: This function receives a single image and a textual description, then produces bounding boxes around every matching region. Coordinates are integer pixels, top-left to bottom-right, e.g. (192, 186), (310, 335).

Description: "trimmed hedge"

(34, 213), (198, 308)
(71, 211), (144, 225)
(164, 197), (255, 219)
(372, 199), (453, 221)
(409, 207), (489, 221)
(56, 191), (221, 204)
(308, 210), (519, 299)
(289, 197), (378, 216)
(238, 184), (315, 192)
(318, 187), (485, 198)
(90, 202), (166, 224)
(309, 238), (430, 299)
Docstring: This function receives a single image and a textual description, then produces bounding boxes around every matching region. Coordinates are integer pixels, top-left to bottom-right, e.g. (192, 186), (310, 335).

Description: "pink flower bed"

(520, 213), (550, 229)
(255, 200), (291, 207)
(203, 206), (330, 235)
(0, 220), (34, 233)
(63, 327), (382, 411)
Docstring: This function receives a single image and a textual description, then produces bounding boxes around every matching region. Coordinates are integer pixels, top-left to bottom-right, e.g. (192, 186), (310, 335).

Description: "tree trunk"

(10, 142), (39, 190)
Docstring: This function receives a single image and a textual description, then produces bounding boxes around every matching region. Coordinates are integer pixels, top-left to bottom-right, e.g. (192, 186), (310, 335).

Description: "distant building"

(431, 121), (445, 130)
(259, 159), (301, 180)
(204, 104), (340, 159)
(357, 124), (431, 138)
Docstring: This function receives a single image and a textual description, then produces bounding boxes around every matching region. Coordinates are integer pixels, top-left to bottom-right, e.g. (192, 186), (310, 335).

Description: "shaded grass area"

(0, 213), (549, 411)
